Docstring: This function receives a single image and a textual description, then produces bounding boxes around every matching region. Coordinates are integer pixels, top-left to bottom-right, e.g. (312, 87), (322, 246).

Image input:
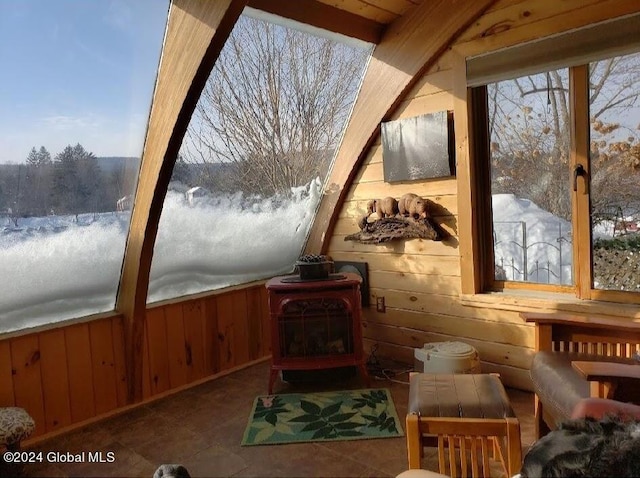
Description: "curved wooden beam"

(304, 0), (497, 255)
(116, 0), (248, 403)
(248, 0), (384, 44)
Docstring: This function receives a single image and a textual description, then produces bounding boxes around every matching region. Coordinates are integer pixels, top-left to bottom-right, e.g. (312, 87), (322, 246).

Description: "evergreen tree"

(23, 146), (53, 215)
(52, 145), (80, 214)
(37, 146), (52, 165)
(74, 144), (103, 213)
(26, 147), (39, 167)
(171, 154), (193, 186)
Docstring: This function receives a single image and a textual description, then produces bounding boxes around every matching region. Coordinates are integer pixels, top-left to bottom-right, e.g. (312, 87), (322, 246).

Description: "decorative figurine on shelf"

(367, 197), (399, 219)
(346, 192), (445, 244)
(398, 193), (429, 219)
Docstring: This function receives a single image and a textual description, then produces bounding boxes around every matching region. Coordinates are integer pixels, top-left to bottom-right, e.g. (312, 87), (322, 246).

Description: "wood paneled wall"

(0, 284), (270, 440)
(328, 0), (640, 391)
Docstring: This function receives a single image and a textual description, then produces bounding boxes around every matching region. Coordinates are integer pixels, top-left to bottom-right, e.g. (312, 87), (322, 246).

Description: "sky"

(0, 0), (169, 164)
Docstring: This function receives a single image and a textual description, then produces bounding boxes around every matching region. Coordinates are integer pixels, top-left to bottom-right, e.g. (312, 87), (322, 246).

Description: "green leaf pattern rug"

(242, 389), (404, 445)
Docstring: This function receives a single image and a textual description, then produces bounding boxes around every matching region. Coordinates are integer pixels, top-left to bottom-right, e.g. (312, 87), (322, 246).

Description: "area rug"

(241, 388), (404, 446)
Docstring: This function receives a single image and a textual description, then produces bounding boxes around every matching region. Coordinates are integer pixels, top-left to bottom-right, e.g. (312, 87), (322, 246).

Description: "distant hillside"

(96, 156), (140, 173)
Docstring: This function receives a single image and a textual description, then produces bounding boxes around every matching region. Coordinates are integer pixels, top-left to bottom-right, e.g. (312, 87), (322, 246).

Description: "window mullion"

(569, 64), (592, 299)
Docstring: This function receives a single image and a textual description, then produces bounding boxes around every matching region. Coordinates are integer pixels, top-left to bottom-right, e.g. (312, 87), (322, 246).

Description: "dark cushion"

(530, 351), (638, 424)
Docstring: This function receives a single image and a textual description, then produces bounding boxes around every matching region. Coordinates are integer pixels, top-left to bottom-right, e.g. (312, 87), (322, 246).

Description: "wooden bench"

(406, 373), (521, 478)
(522, 312), (640, 438)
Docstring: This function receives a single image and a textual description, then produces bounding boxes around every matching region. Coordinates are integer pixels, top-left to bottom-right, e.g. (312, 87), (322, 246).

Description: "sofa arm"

(571, 397), (640, 420)
(571, 361), (640, 398)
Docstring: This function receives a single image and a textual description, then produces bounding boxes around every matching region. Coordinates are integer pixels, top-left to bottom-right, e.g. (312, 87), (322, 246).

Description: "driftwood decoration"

(345, 215), (445, 244)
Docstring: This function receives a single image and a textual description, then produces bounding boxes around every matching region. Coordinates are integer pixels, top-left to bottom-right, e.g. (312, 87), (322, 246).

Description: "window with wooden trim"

(147, 10), (372, 303)
(473, 50), (640, 301)
(0, 1), (168, 334)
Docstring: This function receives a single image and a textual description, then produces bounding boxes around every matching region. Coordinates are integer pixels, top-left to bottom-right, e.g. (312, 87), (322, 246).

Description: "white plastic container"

(414, 341), (481, 374)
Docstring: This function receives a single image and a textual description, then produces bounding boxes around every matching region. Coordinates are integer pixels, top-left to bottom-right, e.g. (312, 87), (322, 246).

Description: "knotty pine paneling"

(332, 251), (461, 277)
(367, 288), (525, 325)
(182, 300), (207, 382)
(202, 296), (221, 376)
(215, 290), (251, 370)
(38, 329), (72, 433)
(111, 317), (128, 407)
(64, 324), (96, 424)
(89, 319), (119, 415)
(326, 0), (640, 391)
(393, 90), (454, 120)
(246, 287), (265, 360)
(363, 339), (533, 391)
(454, 0), (640, 57)
(164, 303), (189, 389)
(146, 307), (171, 395)
(364, 308), (533, 348)
(362, 321), (533, 369)
(10, 335), (46, 437)
(328, 232), (459, 256)
(142, 320), (152, 400)
(260, 286), (271, 357)
(368, 270), (461, 297)
(0, 341), (14, 407)
(348, 178), (457, 200)
(230, 290), (251, 365)
(1, 284), (269, 443)
(215, 292), (236, 371)
(317, 0), (403, 24)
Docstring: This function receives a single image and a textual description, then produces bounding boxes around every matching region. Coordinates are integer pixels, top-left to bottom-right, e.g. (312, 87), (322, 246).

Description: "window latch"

(573, 164), (586, 192)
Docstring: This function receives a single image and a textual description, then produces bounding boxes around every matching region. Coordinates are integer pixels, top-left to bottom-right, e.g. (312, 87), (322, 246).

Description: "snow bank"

(0, 178), (322, 333)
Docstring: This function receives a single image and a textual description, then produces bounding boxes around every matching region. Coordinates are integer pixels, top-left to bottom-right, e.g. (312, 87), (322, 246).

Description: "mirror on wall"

(381, 111), (455, 183)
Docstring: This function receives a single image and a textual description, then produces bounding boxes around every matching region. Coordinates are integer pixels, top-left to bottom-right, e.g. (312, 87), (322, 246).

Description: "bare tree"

(489, 53), (640, 222)
(489, 70), (572, 219)
(180, 16), (370, 196)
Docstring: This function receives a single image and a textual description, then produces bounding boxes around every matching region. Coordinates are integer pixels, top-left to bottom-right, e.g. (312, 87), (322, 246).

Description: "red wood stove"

(265, 272), (369, 394)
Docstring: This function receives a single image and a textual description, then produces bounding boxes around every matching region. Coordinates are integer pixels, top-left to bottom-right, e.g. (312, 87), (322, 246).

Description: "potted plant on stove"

(295, 254), (335, 280)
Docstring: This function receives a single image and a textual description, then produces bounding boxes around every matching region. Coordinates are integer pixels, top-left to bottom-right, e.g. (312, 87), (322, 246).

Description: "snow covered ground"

(0, 190), (622, 334)
(491, 194), (619, 285)
(491, 194), (573, 284)
(0, 178), (322, 333)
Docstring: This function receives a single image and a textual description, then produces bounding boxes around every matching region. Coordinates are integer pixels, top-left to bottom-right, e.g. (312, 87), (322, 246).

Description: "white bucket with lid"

(414, 341), (481, 374)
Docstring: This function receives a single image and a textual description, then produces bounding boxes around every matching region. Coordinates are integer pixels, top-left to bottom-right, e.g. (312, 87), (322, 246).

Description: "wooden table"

(572, 361), (640, 399)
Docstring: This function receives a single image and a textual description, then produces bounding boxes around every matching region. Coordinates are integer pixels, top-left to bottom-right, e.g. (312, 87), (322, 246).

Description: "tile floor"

(19, 361), (536, 478)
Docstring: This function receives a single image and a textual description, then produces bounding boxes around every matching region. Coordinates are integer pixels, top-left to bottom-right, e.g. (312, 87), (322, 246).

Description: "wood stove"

(265, 272), (369, 393)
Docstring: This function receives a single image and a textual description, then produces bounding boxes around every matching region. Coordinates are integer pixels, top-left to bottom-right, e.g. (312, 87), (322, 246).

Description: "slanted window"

(147, 10), (372, 303)
(469, 31), (640, 301)
(0, 1), (168, 333)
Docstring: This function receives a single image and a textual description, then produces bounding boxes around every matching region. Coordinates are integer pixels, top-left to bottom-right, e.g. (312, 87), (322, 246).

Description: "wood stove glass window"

(280, 298), (353, 358)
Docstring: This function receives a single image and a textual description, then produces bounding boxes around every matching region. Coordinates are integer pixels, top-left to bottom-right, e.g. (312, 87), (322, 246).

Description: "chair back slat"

(436, 434), (509, 478)
(447, 435), (457, 477)
(459, 436), (468, 477)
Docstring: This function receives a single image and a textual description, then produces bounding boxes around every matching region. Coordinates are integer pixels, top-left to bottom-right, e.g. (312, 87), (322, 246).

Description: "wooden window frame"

(464, 58), (640, 304)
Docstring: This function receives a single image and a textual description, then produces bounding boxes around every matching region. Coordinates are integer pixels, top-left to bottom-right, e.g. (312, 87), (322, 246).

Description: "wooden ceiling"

(247, 0), (423, 43)
(316, 0), (422, 24)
